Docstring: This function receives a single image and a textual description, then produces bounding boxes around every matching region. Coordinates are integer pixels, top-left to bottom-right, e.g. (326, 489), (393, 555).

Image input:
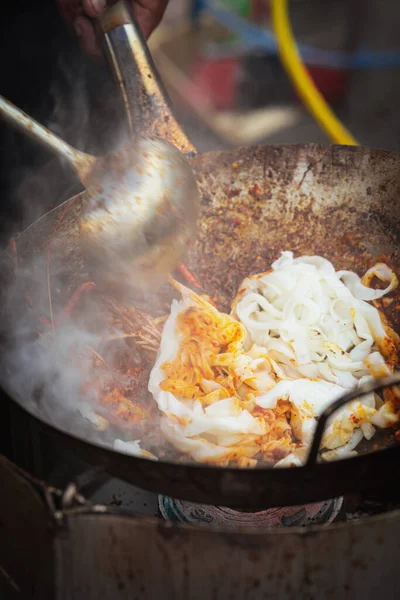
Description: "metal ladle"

(0, 0), (199, 298)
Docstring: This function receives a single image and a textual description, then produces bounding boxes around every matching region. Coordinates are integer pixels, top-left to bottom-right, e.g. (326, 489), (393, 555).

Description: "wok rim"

(3, 141), (400, 508)
(3, 375), (400, 474)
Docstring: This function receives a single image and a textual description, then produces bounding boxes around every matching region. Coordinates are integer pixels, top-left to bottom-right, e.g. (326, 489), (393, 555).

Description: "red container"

(305, 65), (349, 104)
(187, 57), (240, 111)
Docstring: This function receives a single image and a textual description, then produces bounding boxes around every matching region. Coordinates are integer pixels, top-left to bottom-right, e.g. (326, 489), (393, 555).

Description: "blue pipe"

(191, 0), (207, 22)
(204, 3), (400, 70)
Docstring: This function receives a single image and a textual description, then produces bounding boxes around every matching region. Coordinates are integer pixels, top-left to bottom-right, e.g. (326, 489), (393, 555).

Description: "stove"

(2, 417), (400, 600)
(79, 473), (399, 528)
(158, 495), (343, 527)
(7, 409), (400, 528)
(77, 469), (344, 526)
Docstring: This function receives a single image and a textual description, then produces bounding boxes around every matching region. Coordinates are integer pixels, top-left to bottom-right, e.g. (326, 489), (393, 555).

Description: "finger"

(56, 0), (83, 28)
(131, 0), (169, 39)
(82, 0), (108, 18)
(74, 16), (103, 62)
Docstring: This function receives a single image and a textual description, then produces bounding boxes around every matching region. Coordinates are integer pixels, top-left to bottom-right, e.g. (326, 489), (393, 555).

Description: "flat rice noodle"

(161, 419), (260, 462)
(148, 251), (399, 468)
(322, 428), (364, 461)
(113, 439), (158, 460)
(338, 263), (397, 301)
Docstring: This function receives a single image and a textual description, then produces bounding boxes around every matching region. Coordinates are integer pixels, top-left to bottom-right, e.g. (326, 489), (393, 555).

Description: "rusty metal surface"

(14, 143), (400, 312)
(1, 453), (399, 600)
(4, 143), (400, 508)
(0, 455), (54, 598)
(190, 144), (400, 310)
(54, 508), (400, 600)
(20, 142), (398, 313)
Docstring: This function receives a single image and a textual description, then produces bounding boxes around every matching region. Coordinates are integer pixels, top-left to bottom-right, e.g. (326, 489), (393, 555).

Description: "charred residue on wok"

(189, 144), (400, 311)
(5, 144), (400, 460)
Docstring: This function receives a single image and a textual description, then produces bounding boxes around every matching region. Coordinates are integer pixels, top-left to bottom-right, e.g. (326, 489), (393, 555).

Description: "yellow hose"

(271, 0), (358, 146)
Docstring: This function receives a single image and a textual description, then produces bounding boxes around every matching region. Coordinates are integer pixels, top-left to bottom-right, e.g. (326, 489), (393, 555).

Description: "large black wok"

(1, 0), (400, 508)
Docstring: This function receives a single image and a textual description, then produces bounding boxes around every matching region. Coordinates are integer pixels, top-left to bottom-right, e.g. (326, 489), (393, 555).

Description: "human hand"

(57, 0), (169, 60)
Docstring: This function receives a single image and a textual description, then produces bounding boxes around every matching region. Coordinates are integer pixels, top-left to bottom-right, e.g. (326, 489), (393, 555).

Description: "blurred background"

(1, 0), (400, 244)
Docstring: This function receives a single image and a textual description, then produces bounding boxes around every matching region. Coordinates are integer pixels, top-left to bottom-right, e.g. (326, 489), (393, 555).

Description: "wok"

(2, 2), (400, 509)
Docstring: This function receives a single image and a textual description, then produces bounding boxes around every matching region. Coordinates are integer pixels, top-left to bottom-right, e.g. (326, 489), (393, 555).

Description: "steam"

(0, 24), (220, 465)
(47, 53), (91, 151)
(0, 251), (161, 454)
(0, 47), (162, 459)
(4, 317), (99, 439)
(6, 46), (127, 240)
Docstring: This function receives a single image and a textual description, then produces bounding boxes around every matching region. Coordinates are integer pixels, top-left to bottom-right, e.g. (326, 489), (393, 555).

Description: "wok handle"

(306, 373), (400, 466)
(0, 96), (96, 183)
(98, 0), (196, 157)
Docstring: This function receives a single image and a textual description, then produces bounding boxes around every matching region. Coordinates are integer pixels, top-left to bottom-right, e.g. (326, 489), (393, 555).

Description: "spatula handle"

(0, 96), (95, 182)
(306, 373), (400, 466)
